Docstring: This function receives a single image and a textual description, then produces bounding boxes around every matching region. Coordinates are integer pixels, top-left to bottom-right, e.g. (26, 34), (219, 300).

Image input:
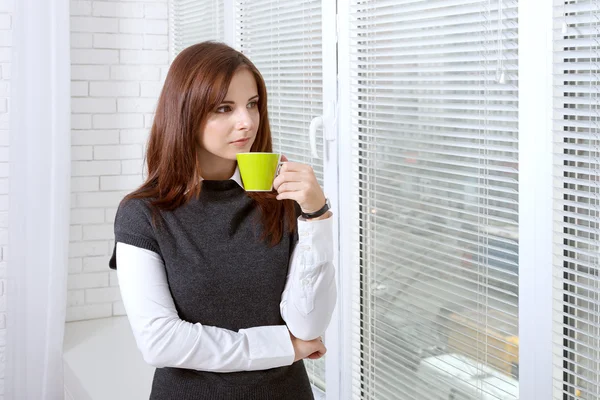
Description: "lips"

(231, 138), (250, 146)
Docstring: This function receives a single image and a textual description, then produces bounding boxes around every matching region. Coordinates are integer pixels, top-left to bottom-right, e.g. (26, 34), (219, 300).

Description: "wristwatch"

(301, 198), (331, 219)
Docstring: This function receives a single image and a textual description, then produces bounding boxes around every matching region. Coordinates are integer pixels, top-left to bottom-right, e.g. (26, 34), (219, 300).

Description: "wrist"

(288, 331), (299, 362)
(300, 197), (326, 213)
(301, 198), (330, 220)
(305, 210), (332, 221)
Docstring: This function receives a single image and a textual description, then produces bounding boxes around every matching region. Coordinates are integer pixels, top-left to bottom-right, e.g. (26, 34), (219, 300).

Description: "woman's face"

(198, 67), (260, 165)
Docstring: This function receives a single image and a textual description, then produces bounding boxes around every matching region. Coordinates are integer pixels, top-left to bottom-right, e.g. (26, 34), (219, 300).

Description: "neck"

(197, 148), (236, 180)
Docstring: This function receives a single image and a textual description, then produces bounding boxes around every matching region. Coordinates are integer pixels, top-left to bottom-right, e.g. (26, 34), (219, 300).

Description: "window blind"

(553, 1), (600, 399)
(345, 1), (520, 399)
(234, 0), (326, 389)
(171, 0), (224, 55)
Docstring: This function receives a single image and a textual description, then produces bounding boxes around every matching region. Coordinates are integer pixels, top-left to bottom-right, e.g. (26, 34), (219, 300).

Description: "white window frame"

(518, 1), (554, 399)
(223, 0), (234, 47)
(336, 1), (355, 399)
(320, 1), (342, 400)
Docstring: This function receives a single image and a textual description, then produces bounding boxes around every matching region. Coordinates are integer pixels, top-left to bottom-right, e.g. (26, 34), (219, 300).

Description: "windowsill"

(63, 316), (154, 400)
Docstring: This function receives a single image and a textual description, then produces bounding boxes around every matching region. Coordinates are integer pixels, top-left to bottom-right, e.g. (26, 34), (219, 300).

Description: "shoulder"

(116, 196), (152, 220)
(113, 195), (161, 255)
(114, 196), (157, 234)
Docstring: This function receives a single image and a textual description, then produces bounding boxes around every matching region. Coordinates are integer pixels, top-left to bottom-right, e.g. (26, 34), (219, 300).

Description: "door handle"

(309, 102), (337, 160)
(309, 115), (323, 159)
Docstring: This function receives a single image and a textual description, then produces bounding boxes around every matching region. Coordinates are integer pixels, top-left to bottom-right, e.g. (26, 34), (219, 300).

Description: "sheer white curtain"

(6, 0), (71, 398)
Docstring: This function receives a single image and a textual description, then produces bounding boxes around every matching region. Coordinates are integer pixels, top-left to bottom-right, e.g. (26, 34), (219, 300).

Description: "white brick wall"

(68, 0), (169, 322)
(0, 0), (11, 396)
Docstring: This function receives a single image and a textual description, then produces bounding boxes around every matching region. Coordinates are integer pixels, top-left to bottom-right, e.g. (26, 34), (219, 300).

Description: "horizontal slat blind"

(346, 1), (519, 399)
(234, 0), (325, 389)
(234, 0), (324, 186)
(553, 1), (600, 399)
(171, 0), (224, 55)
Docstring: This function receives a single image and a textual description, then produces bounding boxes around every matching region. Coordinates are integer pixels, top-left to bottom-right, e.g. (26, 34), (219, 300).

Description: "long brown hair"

(126, 41), (297, 245)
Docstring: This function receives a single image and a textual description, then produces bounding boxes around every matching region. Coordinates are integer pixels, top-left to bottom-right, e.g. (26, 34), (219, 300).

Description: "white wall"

(68, 0), (169, 322)
(0, 1), (11, 396)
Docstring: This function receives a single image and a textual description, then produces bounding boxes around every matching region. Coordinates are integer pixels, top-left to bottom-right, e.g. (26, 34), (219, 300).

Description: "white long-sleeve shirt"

(116, 171), (336, 373)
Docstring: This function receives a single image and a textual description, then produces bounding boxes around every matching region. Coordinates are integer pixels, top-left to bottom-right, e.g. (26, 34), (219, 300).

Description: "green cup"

(236, 152), (282, 191)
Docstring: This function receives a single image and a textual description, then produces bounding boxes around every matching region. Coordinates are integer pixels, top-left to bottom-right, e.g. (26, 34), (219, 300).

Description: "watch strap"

(301, 199), (330, 219)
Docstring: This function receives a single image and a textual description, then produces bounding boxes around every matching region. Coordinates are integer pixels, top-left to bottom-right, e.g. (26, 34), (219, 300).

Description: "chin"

(227, 147), (250, 159)
(232, 140), (255, 154)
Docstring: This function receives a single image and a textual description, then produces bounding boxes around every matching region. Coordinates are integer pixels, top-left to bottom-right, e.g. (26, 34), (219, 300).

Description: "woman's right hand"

(289, 331), (327, 362)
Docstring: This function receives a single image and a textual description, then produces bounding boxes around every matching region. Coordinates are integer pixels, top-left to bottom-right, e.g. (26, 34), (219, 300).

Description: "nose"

(235, 108), (253, 131)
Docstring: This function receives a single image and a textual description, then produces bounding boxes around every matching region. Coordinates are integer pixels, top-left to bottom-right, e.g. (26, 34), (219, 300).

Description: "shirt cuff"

(240, 325), (295, 370)
(296, 215), (334, 265)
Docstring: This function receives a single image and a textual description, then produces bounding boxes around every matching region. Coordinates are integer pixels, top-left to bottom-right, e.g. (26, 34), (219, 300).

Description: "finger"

(311, 340), (326, 352)
(307, 345), (327, 359)
(318, 344), (327, 355)
(276, 181), (305, 194)
(276, 190), (304, 202)
(281, 155), (289, 162)
(272, 171), (305, 190)
(279, 161), (311, 173)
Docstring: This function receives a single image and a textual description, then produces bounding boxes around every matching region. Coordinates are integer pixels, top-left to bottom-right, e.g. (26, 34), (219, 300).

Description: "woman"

(108, 41), (336, 399)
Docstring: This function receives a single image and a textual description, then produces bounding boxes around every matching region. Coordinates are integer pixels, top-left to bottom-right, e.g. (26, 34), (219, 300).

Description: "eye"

(216, 105), (232, 113)
(247, 101), (258, 109)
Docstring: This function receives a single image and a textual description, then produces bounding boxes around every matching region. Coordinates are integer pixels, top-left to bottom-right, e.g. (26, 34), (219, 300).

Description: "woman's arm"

(272, 158), (337, 341)
(279, 214), (337, 341)
(116, 242), (295, 372)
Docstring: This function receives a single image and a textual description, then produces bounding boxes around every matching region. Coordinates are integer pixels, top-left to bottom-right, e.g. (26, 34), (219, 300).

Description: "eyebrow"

(220, 95), (259, 104)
